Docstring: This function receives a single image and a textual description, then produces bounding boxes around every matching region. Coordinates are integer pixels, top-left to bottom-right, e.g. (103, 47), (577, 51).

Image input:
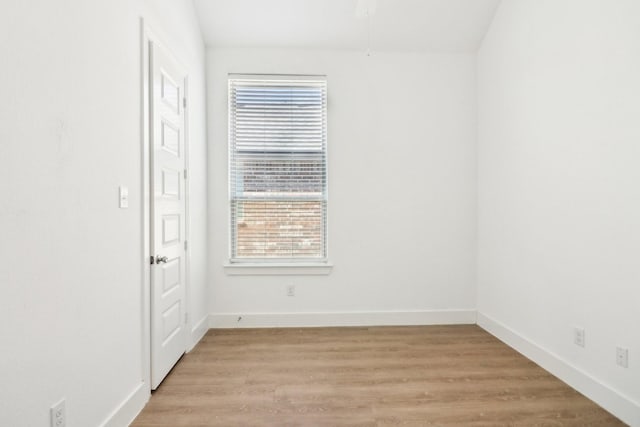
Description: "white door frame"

(140, 19), (191, 391)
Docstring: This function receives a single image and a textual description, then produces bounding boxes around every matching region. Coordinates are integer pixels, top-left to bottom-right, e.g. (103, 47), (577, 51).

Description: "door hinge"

(183, 97), (187, 108)
(184, 240), (188, 251)
(183, 169), (188, 180)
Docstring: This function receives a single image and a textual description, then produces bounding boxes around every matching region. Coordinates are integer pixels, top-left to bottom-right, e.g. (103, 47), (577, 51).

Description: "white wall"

(207, 48), (477, 324)
(0, 1), (206, 426)
(477, 0), (640, 424)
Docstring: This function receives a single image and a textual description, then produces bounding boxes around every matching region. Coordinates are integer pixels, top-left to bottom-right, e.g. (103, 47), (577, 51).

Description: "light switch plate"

(119, 186), (129, 208)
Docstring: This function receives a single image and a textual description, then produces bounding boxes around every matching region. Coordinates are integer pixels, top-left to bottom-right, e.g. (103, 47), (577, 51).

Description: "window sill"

(223, 262), (333, 276)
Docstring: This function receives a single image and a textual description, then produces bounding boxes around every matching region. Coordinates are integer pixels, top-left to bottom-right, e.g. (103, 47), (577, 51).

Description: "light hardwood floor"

(132, 325), (625, 426)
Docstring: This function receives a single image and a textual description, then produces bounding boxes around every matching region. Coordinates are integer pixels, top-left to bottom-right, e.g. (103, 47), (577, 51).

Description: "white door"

(149, 41), (188, 390)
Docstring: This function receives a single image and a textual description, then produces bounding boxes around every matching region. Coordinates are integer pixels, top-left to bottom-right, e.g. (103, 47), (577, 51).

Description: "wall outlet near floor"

(286, 284), (296, 297)
(574, 327), (585, 347)
(50, 399), (66, 427)
(616, 347), (629, 368)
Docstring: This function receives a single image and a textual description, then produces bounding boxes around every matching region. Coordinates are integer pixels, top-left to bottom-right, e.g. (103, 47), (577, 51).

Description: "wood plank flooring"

(132, 325), (625, 426)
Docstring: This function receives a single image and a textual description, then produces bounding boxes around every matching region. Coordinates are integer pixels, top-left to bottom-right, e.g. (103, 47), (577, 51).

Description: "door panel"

(149, 40), (187, 390)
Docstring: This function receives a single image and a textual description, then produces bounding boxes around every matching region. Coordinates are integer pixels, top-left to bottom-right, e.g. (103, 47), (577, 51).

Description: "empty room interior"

(2, 0), (639, 426)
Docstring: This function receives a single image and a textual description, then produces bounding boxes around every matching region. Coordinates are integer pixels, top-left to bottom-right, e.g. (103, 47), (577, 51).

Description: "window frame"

(226, 73), (331, 273)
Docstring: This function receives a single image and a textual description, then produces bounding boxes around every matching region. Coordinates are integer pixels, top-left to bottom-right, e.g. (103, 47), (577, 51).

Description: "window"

(229, 75), (328, 263)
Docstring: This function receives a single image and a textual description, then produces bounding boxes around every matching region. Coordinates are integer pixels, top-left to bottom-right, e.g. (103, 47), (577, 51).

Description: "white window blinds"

(229, 75), (328, 261)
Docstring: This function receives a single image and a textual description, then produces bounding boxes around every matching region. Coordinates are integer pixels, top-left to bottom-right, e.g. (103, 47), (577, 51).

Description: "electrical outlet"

(616, 347), (629, 368)
(286, 285), (295, 297)
(574, 327), (585, 347)
(50, 399), (66, 427)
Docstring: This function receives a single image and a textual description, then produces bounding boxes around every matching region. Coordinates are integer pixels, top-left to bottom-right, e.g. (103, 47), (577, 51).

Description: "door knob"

(156, 255), (169, 264)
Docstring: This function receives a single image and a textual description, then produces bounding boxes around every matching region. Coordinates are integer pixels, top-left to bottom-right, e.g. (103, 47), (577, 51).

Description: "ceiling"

(193, 0), (501, 53)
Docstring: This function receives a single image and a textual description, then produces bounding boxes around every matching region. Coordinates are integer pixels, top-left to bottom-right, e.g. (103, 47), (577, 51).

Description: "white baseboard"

(99, 316), (207, 427)
(477, 312), (640, 427)
(188, 314), (209, 351)
(99, 381), (149, 427)
(209, 309), (477, 329)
